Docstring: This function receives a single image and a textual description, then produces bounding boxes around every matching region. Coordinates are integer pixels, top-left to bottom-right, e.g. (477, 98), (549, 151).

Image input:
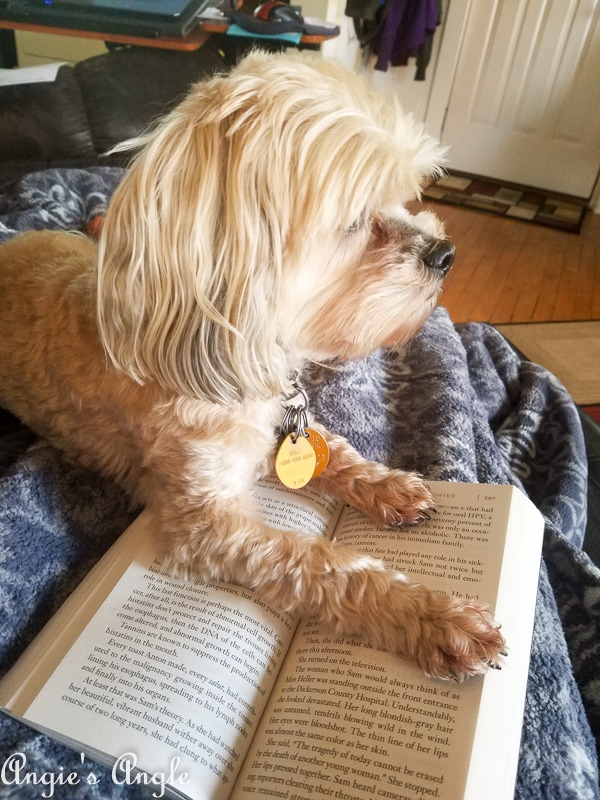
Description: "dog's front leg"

(157, 493), (504, 680)
(310, 423), (435, 527)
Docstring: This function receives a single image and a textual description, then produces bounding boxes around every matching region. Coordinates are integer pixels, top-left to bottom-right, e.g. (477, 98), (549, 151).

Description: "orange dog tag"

(305, 428), (330, 478)
(275, 434), (316, 489)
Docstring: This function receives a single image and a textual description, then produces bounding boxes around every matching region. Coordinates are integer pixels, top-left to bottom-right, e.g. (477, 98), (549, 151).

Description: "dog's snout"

(424, 240), (455, 277)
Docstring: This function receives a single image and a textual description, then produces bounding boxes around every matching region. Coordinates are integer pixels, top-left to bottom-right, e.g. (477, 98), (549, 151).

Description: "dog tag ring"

(305, 427), (330, 478)
(275, 434), (316, 489)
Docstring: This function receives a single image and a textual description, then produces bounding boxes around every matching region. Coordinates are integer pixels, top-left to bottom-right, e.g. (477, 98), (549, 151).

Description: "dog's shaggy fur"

(0, 52), (504, 679)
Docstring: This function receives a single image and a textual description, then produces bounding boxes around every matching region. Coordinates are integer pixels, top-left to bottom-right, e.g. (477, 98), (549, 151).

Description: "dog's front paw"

(400, 585), (506, 680)
(317, 434), (436, 527)
(358, 471), (436, 528)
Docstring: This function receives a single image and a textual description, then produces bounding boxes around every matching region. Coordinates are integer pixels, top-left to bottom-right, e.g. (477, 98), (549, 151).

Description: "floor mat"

(424, 173), (587, 233)
(496, 321), (600, 404)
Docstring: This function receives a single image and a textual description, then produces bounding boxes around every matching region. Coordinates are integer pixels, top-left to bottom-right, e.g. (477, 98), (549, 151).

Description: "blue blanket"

(0, 169), (598, 799)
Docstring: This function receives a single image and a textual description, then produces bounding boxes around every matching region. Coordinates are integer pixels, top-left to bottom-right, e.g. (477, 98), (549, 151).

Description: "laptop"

(4, 0), (213, 38)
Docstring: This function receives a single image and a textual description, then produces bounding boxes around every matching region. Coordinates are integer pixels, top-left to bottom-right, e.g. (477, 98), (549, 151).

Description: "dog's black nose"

(424, 240), (455, 276)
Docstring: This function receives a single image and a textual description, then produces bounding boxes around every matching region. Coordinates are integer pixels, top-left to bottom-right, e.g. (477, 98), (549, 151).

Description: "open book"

(0, 478), (543, 800)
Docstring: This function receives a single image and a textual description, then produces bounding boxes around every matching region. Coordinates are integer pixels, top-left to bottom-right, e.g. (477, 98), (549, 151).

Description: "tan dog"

(0, 52), (504, 679)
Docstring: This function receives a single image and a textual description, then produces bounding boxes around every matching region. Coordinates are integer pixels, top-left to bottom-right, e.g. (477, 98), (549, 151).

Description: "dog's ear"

(96, 70), (293, 404)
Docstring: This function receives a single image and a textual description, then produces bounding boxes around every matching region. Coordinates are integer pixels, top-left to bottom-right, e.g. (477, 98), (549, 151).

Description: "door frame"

(424, 0), (471, 141)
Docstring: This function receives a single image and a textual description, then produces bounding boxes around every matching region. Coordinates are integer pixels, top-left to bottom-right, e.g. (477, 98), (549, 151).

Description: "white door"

(440, 0), (600, 198)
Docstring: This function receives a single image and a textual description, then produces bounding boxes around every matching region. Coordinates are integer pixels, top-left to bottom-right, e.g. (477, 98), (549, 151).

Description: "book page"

(1, 478), (343, 800)
(232, 481), (543, 800)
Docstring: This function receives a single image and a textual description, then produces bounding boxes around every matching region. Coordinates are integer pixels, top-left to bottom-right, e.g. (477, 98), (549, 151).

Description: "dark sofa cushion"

(0, 65), (96, 178)
(74, 43), (225, 155)
(0, 43), (226, 182)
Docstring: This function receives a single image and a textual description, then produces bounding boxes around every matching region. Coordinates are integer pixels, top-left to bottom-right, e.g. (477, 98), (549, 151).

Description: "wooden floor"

(410, 200), (600, 324)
